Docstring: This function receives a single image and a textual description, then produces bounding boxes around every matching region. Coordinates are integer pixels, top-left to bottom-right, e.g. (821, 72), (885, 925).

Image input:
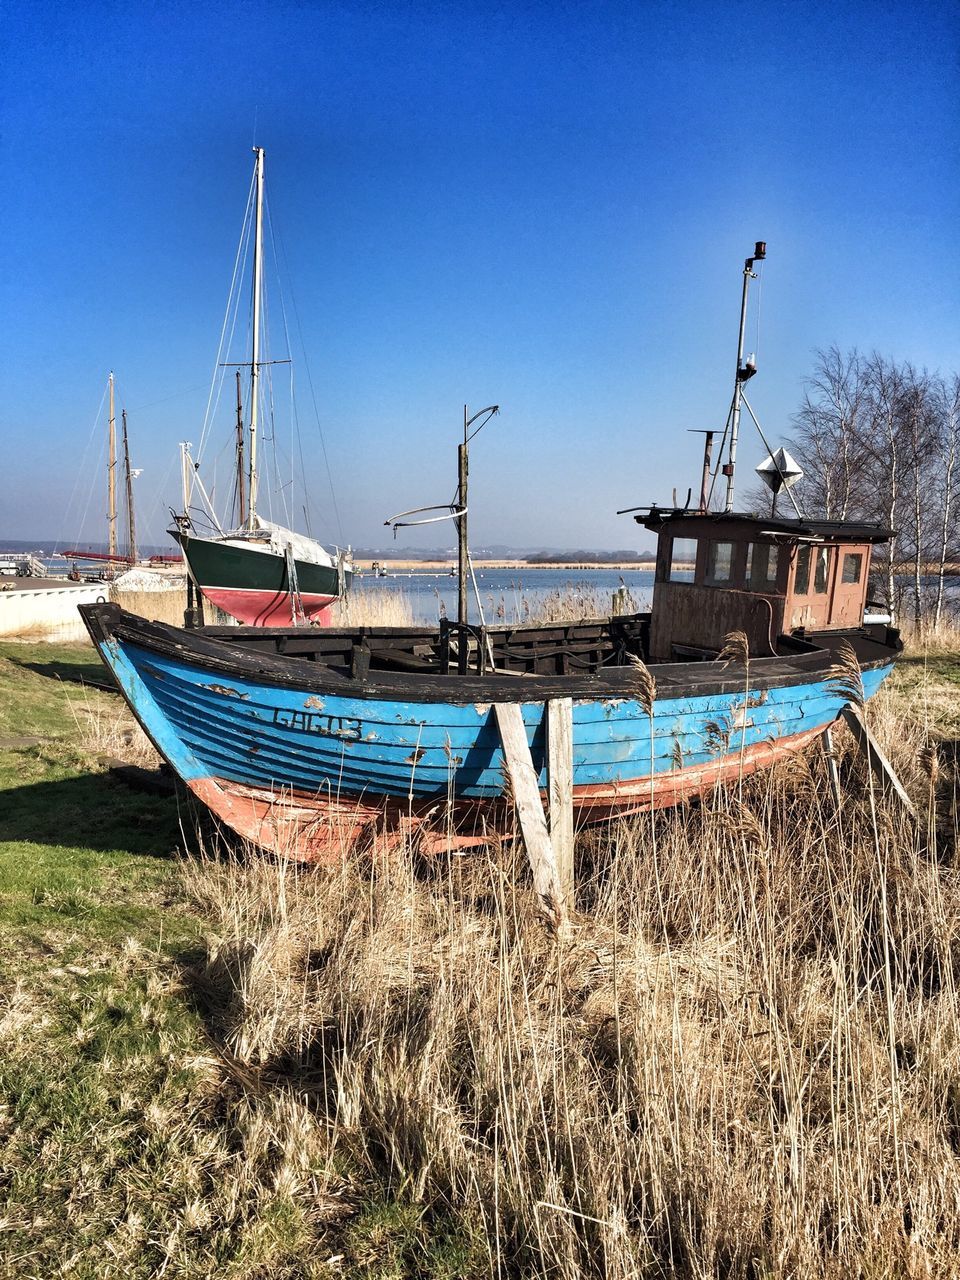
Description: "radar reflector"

(756, 447), (803, 495)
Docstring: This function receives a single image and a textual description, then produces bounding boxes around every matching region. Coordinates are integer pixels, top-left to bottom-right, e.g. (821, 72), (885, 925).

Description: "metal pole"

(458, 404), (468, 628)
(698, 430), (715, 511)
(179, 441), (191, 514)
(724, 241), (765, 512)
(247, 146), (264, 530)
(107, 371), (117, 556)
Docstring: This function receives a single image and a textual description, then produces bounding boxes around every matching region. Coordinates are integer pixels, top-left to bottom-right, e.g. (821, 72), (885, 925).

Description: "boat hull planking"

(82, 604), (895, 860)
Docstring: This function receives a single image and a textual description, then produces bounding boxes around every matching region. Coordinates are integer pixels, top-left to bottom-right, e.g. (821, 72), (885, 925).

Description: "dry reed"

(331, 588), (416, 627)
(177, 674), (960, 1278)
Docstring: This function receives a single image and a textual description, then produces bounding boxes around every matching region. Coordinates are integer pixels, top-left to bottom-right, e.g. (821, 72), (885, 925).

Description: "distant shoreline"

(353, 559), (660, 572)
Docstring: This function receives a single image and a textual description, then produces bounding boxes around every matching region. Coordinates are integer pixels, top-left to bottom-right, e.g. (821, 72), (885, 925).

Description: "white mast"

(107, 371), (118, 556)
(247, 146), (265, 531)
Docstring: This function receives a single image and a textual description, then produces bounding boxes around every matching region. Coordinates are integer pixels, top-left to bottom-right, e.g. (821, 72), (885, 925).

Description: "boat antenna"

(247, 146), (265, 531)
(458, 404), (499, 628)
(723, 240), (765, 512)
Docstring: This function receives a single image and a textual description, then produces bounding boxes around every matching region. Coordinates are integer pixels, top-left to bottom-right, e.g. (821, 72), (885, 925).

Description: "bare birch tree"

(932, 373), (960, 630)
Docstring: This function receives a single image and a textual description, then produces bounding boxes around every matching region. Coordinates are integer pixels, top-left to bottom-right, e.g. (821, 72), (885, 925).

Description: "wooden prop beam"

(839, 704), (916, 819)
(547, 697), (574, 907)
(494, 702), (569, 930)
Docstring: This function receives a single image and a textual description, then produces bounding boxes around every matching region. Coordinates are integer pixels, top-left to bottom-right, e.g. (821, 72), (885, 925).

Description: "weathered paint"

(198, 585), (338, 626)
(92, 624), (894, 859)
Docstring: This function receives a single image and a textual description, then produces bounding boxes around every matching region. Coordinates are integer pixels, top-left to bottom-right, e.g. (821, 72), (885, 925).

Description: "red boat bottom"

(188, 725), (823, 861)
(201, 586), (337, 627)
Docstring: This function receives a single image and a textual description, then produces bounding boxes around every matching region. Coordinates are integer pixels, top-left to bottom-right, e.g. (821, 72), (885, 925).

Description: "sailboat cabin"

(638, 510), (892, 662)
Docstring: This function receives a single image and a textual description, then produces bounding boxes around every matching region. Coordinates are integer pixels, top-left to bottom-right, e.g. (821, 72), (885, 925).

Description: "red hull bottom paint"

(189, 725), (824, 862)
(201, 586), (337, 627)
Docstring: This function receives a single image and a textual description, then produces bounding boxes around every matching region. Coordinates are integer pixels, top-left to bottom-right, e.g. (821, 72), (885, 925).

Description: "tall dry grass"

(332, 588), (416, 627)
(179, 679), (960, 1277)
(111, 585), (189, 626)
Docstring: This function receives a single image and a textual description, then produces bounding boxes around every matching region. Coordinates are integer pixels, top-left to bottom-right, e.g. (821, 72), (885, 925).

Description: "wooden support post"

(821, 725), (841, 809)
(547, 698), (574, 909)
(494, 702), (567, 931)
(839, 704), (916, 819)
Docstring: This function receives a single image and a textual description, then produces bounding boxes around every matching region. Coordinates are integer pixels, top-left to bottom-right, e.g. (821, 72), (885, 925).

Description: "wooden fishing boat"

(81, 241), (902, 860)
(79, 506), (900, 858)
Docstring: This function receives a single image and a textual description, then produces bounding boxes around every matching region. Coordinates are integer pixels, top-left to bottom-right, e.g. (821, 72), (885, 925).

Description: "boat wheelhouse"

(639, 509), (892, 661)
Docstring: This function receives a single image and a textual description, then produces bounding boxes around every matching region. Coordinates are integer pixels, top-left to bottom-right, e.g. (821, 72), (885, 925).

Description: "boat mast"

(122, 409), (138, 562)
(107, 371), (118, 556)
(723, 240), (765, 512)
(246, 146), (265, 531)
(458, 406), (469, 628)
(235, 369), (246, 527)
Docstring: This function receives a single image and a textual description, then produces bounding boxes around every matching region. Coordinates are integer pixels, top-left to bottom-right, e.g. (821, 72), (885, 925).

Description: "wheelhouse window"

(668, 538), (697, 582)
(746, 542), (779, 591)
(794, 544), (832, 595)
(706, 541), (734, 585)
(794, 545), (812, 595)
(813, 547), (831, 594)
(842, 552), (863, 584)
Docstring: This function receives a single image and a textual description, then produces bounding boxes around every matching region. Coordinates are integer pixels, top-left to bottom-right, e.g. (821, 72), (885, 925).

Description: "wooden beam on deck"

(494, 702), (568, 931)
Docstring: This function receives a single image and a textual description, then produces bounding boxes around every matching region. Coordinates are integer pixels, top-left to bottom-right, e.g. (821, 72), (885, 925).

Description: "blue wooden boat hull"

(80, 604), (896, 858)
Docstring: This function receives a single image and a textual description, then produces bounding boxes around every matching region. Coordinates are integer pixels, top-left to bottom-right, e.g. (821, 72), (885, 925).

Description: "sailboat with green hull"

(171, 147), (351, 626)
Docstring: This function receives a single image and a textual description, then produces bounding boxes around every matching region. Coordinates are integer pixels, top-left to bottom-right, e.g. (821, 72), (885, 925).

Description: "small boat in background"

(82, 241), (902, 860)
(61, 371), (141, 578)
(170, 147), (351, 627)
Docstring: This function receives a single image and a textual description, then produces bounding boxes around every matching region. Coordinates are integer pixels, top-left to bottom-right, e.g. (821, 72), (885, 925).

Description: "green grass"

(0, 643), (348, 1279)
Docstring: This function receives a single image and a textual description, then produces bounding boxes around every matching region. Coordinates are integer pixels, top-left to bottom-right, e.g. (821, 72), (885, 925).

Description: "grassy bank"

(0, 636), (958, 1277)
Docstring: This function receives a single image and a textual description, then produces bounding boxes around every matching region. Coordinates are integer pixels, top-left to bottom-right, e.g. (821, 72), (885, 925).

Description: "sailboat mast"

(122, 408), (138, 563)
(107, 371), (118, 556)
(235, 369), (246, 527)
(247, 146), (265, 531)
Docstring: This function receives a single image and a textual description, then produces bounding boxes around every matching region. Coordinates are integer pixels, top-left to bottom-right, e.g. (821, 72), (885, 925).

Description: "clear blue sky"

(3, 0), (957, 553)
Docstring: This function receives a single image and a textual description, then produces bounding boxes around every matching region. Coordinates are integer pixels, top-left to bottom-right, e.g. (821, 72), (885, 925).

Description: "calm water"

(350, 567), (666, 625)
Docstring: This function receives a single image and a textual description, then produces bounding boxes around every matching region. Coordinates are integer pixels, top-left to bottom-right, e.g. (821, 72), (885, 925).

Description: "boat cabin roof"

(637, 509), (892, 545)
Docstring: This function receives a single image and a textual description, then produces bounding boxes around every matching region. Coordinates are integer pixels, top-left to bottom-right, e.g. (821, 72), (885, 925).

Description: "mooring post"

(494, 702), (568, 931)
(839, 704), (916, 818)
(547, 697), (574, 908)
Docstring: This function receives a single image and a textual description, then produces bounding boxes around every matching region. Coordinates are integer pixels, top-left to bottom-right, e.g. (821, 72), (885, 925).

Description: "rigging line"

(755, 258), (763, 363)
(196, 165), (257, 464)
(705, 396), (736, 509)
(261, 193), (295, 530)
(55, 380), (110, 556)
(290, 365), (314, 538)
(135, 451), (178, 547)
(127, 382), (209, 413)
(268, 197), (345, 545)
(76, 430), (108, 550)
(261, 192), (303, 534)
(202, 225), (251, 480)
